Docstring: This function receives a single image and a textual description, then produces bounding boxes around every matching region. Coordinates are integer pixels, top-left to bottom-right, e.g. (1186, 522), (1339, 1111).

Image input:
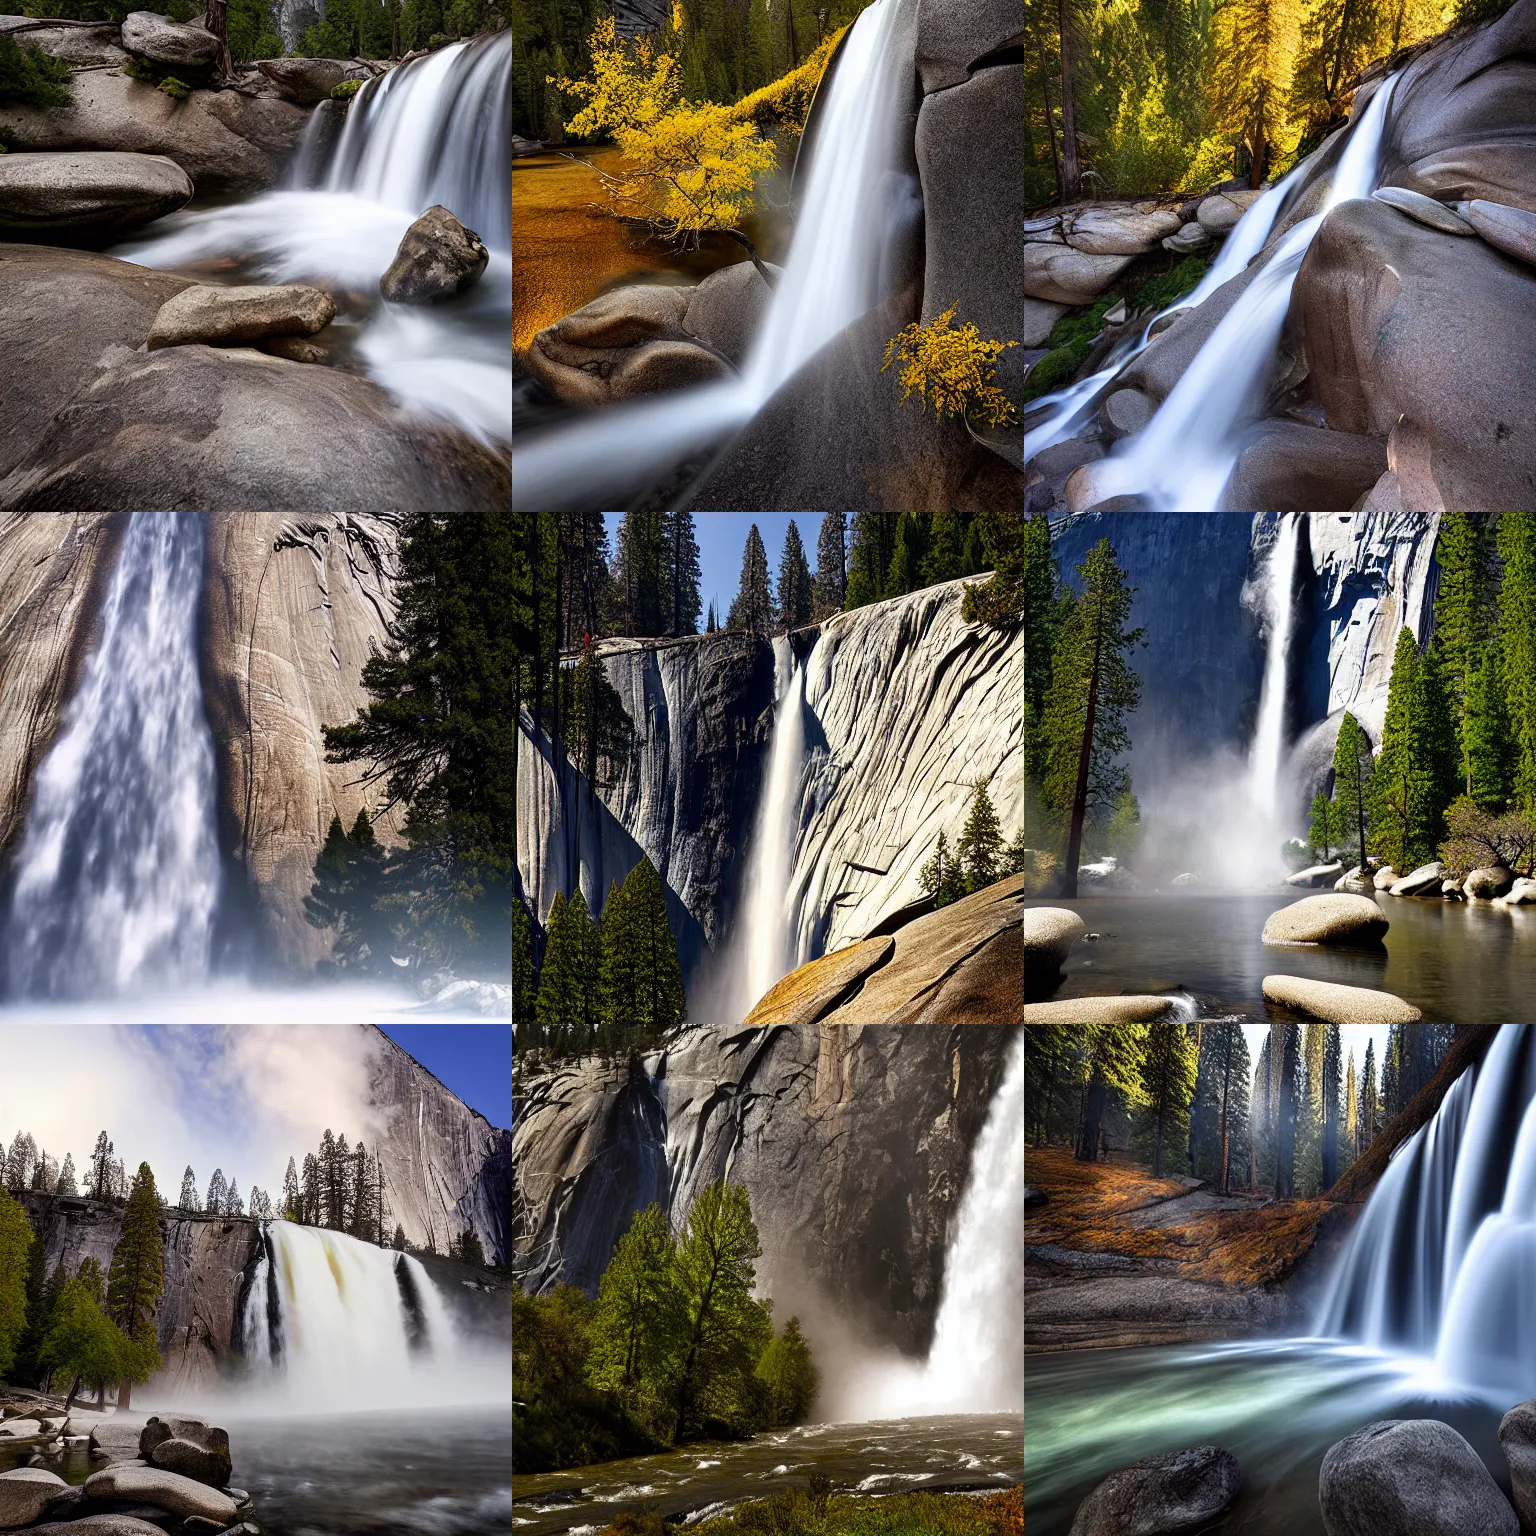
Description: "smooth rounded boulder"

(0, 1467), (67, 1528)
(1263, 976), (1422, 1025)
(1389, 862), (1444, 897)
(1499, 1400), (1536, 1529)
(681, 260), (777, 368)
(1069, 1444), (1240, 1536)
(120, 10), (220, 70)
(379, 204), (489, 305)
(0, 151), (191, 242)
(1024, 995), (1176, 1024)
(256, 56), (367, 104)
(1372, 186), (1474, 235)
(1465, 866), (1514, 898)
(1025, 907), (1087, 998)
(1023, 242), (1133, 304)
(1065, 206), (1183, 256)
(140, 1417), (231, 1488)
(1319, 1419), (1517, 1536)
(146, 284), (336, 350)
(83, 1464), (237, 1524)
(1262, 894), (1389, 946)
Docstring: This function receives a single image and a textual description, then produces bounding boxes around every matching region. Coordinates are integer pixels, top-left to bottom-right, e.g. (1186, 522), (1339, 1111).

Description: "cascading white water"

(240, 1222), (461, 1409)
(118, 34), (511, 446)
(4, 514), (219, 1000)
(511, 0), (910, 510)
(1316, 1027), (1536, 1401)
(1085, 78), (1397, 509)
(1243, 513), (1302, 867)
(726, 637), (811, 1022)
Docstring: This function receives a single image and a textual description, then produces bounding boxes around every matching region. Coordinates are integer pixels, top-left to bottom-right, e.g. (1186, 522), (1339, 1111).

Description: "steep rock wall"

(512, 1023), (1019, 1355)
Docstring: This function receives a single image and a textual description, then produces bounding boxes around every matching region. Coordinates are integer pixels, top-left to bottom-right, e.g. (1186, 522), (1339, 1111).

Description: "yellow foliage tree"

(1290, 0), (1440, 144)
(552, 18), (779, 285)
(1207, 0), (1305, 186)
(882, 306), (1019, 431)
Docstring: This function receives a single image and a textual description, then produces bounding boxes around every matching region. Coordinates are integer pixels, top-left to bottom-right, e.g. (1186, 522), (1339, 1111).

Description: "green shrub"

(1022, 294), (1118, 405)
(122, 56), (159, 82)
(157, 74), (190, 99)
(1133, 256), (1209, 312)
(0, 33), (72, 110)
(331, 78), (361, 100)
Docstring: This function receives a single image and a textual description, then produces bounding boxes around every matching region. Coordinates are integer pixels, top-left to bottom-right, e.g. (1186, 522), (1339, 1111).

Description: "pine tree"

(1344, 1050), (1358, 1169)
(812, 512), (847, 621)
(4, 1133), (36, 1190)
(600, 858), (686, 1046)
(205, 1169), (227, 1215)
(1024, 512), (1061, 785)
(613, 511), (666, 638)
(1275, 1023), (1302, 1198)
(535, 892), (584, 1056)
(1433, 512), (1495, 797)
(845, 513), (896, 610)
(1040, 538), (1145, 897)
(662, 512), (703, 637)
(1207, 0), (1302, 187)
(755, 1314), (819, 1427)
(55, 1154), (77, 1200)
(1136, 1025), (1198, 1177)
(1322, 1024), (1342, 1190)
(1076, 1024), (1145, 1162)
(1371, 628), (1459, 871)
(1382, 1026), (1401, 1120)
(301, 1154), (321, 1225)
(957, 777), (1006, 893)
(10, 1212), (49, 1386)
(1333, 711), (1374, 872)
(776, 519), (813, 632)
(1251, 1032), (1272, 1191)
(89, 1134), (113, 1203)
(1196, 1022), (1252, 1194)
(178, 1167), (198, 1211)
(962, 509), (1027, 626)
(513, 897), (537, 1047)
(1500, 512), (1536, 811)
(1359, 1039), (1379, 1156)
(1309, 792), (1338, 862)
(224, 1179), (244, 1218)
(306, 809), (391, 972)
(1465, 647), (1517, 811)
(726, 524), (774, 637)
(884, 512), (927, 599)
(920, 512), (969, 588)
(282, 1158), (301, 1222)
(105, 1162), (164, 1409)
(0, 1189), (32, 1380)
(707, 601), (718, 634)
(919, 831), (955, 907)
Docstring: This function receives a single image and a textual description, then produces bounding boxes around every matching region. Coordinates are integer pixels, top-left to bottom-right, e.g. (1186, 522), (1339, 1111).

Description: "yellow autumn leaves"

(883, 307), (1020, 432)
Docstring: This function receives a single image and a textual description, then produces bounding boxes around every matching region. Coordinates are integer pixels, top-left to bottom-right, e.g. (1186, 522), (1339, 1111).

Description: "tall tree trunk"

(1056, 0), (1081, 198)
(1076, 1074), (1107, 1161)
(1250, 112), (1267, 189)
(1062, 586), (1106, 899)
(118, 1378), (131, 1411)
(1043, 77), (1062, 193)
(202, 0), (232, 80)
(1219, 1061), (1231, 1196)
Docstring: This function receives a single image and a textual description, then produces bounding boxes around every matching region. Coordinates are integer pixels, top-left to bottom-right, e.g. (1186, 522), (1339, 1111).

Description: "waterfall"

(239, 1222), (459, 1409)
(723, 637), (811, 1022)
(1243, 513), (1302, 872)
(116, 34), (511, 446)
(1316, 1028), (1536, 1401)
(511, 0), (912, 510)
(4, 514), (220, 1000)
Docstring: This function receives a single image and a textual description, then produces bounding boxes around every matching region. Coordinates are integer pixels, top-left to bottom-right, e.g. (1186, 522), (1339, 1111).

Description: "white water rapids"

(118, 34), (510, 446)
(5, 513), (219, 1000)
(1026, 77), (1397, 506)
(511, 0), (910, 510)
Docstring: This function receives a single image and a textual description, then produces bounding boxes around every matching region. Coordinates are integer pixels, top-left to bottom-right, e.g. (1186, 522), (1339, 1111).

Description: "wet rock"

(1464, 866), (1514, 898)
(26, 1519), (169, 1536)
(1499, 1400), (1536, 1528)
(1466, 199), (1536, 268)
(1099, 388), (1155, 441)
(1319, 1419), (1517, 1536)
(1066, 206), (1183, 256)
(147, 284), (335, 349)
(1119, 259), (1263, 402)
(120, 10), (220, 70)
(256, 56), (367, 104)
(1025, 907), (1087, 992)
(0, 151), (192, 242)
(1197, 191), (1261, 234)
(1372, 186), (1474, 235)
(1288, 862), (1344, 888)
(1162, 221), (1214, 254)
(1022, 297), (1068, 347)
(0, 1466), (67, 1527)
(83, 1465), (236, 1524)
(1023, 996), (1177, 1024)
(1026, 436), (1105, 492)
(1221, 420), (1389, 512)
(681, 261), (777, 368)
(141, 1418), (231, 1488)
(1389, 861), (1444, 897)
(1262, 894), (1389, 946)
(1069, 1443), (1240, 1535)
(1263, 976), (1422, 1025)
(379, 205), (488, 305)
(1024, 242), (1134, 305)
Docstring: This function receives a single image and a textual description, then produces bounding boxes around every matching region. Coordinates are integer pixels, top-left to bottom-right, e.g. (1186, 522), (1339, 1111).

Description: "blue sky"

(604, 513), (827, 628)
(380, 1025), (510, 1129)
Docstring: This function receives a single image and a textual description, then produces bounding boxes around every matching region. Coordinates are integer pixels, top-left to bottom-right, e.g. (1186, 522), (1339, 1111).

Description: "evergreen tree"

(755, 1315), (818, 1427)
(726, 524), (774, 637)
(600, 858), (686, 1047)
(1251, 1033), (1272, 1190)
(1359, 1039), (1379, 1156)
(1197, 1022), (1251, 1194)
(884, 512), (927, 598)
(300, 1154), (321, 1225)
(224, 1176), (244, 1218)
(349, 1147), (374, 1242)
(707, 601), (719, 633)
(612, 511), (667, 637)
(11, 1199), (50, 1384)
(776, 519), (813, 632)
(4, 1133), (35, 1190)
(1136, 1025), (1198, 1177)
(1333, 711), (1374, 872)
(282, 1159), (301, 1222)
(177, 1167), (198, 1211)
(89, 1134), (114, 1203)
(1024, 511), (1061, 784)
(105, 1162), (164, 1409)
(812, 512), (847, 621)
(920, 512), (969, 588)
(1206, 0), (1302, 186)
(1040, 538), (1145, 897)
(1500, 513), (1536, 811)
(0, 1189), (33, 1380)
(55, 1154), (77, 1200)
(1322, 1023), (1342, 1190)
(662, 512), (703, 637)
(1309, 792), (1340, 862)
(1076, 1024), (1145, 1162)
(1297, 1023), (1325, 1196)
(1371, 628), (1459, 872)
(305, 810), (390, 972)
(205, 1169), (227, 1215)
(1344, 1050), (1358, 1168)
(393, 1224), (407, 1251)
(1465, 647), (1517, 811)
(957, 776), (1006, 893)
(844, 512), (896, 610)
(513, 897), (537, 1046)
(585, 1203), (682, 1418)
(1433, 512), (1496, 797)
(535, 892), (584, 1056)
(1382, 1026), (1401, 1121)
(961, 509), (1026, 626)
(919, 830), (957, 908)
(1274, 1023), (1302, 1198)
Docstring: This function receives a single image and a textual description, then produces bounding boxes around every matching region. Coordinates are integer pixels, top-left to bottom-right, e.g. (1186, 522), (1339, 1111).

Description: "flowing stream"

(4, 513), (219, 1000)
(118, 34), (511, 446)
(510, 0), (912, 510)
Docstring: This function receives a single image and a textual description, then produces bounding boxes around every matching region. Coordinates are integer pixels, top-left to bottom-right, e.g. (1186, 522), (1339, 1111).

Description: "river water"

(1028, 893), (1536, 1022)
(0, 1410), (511, 1535)
(511, 1413), (1021, 1533)
(1026, 1343), (1510, 1536)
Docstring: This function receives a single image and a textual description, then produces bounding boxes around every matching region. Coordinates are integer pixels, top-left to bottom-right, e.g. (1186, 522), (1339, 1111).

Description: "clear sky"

(379, 1025), (510, 1129)
(604, 513), (827, 628)
(1241, 1024), (1391, 1085)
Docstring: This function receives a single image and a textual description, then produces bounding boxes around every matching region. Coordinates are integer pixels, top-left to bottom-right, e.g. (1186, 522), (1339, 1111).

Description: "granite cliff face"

(512, 1023), (1019, 1354)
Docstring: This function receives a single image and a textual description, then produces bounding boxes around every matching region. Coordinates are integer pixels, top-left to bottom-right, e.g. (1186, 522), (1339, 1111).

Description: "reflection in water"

(1025, 1343), (1505, 1536)
(512, 1415), (1021, 1534)
(1027, 893), (1536, 1022)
